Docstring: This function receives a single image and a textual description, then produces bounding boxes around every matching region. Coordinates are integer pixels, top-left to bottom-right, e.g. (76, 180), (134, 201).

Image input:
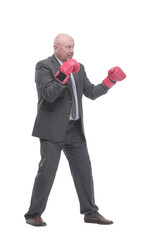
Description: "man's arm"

(81, 64), (126, 100)
(81, 64), (110, 100)
(35, 61), (66, 103)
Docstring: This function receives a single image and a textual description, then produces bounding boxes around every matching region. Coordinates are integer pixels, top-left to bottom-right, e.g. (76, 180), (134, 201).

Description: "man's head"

(54, 33), (75, 63)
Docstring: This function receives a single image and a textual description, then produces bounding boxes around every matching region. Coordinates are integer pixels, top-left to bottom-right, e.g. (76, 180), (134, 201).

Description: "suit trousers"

(25, 120), (99, 221)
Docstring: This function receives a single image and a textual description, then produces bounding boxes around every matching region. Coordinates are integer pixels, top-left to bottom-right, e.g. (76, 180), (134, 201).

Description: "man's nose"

(70, 48), (74, 53)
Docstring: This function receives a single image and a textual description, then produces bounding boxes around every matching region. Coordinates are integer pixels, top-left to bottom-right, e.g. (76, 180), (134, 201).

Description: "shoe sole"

(26, 222), (47, 227)
(85, 220), (113, 225)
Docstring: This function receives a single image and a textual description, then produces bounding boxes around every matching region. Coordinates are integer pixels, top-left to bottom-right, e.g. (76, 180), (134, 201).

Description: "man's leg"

(63, 121), (99, 221)
(24, 139), (62, 220)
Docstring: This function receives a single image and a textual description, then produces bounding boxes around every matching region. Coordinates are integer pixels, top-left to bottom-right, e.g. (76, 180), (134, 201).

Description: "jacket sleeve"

(35, 61), (66, 103)
(81, 64), (109, 100)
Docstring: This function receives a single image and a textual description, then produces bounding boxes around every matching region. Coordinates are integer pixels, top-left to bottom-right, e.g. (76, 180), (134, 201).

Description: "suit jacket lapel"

(49, 54), (61, 71)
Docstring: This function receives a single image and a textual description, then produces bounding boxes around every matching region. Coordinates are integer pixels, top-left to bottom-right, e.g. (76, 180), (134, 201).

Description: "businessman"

(24, 33), (126, 226)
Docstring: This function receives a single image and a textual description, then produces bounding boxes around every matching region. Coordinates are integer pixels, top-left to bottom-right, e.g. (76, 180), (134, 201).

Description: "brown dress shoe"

(26, 216), (47, 227)
(84, 213), (113, 225)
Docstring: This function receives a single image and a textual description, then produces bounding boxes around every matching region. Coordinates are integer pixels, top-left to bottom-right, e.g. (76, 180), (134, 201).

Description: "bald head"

(54, 33), (74, 46)
(54, 33), (75, 63)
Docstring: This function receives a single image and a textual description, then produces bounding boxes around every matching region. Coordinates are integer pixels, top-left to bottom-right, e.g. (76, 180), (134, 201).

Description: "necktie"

(69, 78), (76, 120)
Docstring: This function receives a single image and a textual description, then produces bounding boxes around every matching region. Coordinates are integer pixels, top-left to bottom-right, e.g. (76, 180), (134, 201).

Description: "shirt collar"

(54, 54), (63, 66)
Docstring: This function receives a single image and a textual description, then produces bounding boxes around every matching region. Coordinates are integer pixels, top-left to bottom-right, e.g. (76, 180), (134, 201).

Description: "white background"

(0, 0), (160, 239)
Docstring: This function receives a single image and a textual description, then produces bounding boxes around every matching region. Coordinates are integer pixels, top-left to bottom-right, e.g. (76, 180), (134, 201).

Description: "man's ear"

(54, 45), (59, 53)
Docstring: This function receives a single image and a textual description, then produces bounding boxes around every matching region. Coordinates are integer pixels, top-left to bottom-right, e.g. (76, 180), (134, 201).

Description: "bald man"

(24, 33), (126, 226)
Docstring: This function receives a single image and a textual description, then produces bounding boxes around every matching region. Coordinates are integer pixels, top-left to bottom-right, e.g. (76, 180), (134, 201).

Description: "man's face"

(54, 37), (74, 63)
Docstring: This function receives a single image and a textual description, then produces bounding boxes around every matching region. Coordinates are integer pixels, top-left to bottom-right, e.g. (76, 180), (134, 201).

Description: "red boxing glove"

(103, 66), (126, 88)
(55, 59), (80, 84)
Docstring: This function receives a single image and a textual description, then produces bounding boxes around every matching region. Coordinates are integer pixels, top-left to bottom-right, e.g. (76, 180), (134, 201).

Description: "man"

(24, 33), (126, 227)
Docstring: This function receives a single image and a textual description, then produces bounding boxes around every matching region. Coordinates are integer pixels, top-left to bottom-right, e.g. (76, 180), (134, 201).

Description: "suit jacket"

(32, 54), (109, 142)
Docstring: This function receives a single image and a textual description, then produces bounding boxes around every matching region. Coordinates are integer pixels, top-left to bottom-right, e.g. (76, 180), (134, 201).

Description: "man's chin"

(63, 56), (73, 62)
(67, 56), (73, 60)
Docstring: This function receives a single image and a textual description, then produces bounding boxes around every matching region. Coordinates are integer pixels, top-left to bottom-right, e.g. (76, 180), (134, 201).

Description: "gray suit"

(32, 54), (109, 142)
(25, 54), (110, 221)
